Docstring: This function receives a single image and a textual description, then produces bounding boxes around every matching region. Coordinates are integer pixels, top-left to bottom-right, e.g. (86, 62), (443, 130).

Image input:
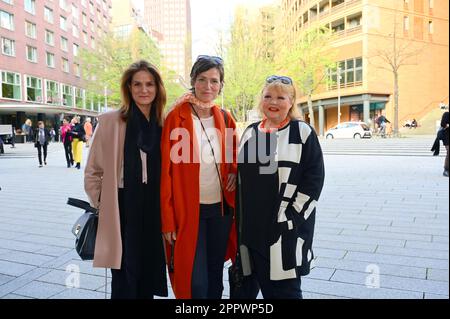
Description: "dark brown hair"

(119, 60), (166, 126)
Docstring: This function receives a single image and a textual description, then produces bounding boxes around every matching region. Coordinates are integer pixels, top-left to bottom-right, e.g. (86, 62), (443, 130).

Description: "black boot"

(76, 163), (81, 170)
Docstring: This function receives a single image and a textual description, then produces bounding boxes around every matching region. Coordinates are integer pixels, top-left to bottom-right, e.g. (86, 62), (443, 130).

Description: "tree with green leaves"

(277, 27), (336, 129)
(77, 29), (184, 110)
(221, 5), (276, 121)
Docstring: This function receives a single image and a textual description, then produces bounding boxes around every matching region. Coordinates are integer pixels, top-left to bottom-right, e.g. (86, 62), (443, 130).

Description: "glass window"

(25, 21), (36, 38)
(26, 76), (42, 102)
(0, 10), (14, 31)
(45, 30), (54, 45)
(62, 84), (73, 106)
(73, 43), (79, 56)
(44, 7), (53, 23)
(62, 58), (69, 73)
(24, 0), (36, 14)
(1, 37), (15, 56)
(46, 52), (55, 67)
(60, 16), (67, 31)
(2, 0), (13, 4)
(75, 87), (84, 108)
(61, 36), (68, 51)
(45, 80), (59, 104)
(26, 45), (37, 62)
(72, 24), (79, 38)
(1, 71), (21, 100)
(74, 63), (80, 77)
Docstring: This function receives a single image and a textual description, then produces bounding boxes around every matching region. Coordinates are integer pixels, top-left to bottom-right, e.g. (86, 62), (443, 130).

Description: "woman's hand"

(163, 232), (177, 245)
(226, 173), (237, 192)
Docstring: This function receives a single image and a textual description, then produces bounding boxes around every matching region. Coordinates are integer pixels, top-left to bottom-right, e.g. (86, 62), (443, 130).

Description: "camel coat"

(160, 102), (238, 299)
(84, 110), (125, 269)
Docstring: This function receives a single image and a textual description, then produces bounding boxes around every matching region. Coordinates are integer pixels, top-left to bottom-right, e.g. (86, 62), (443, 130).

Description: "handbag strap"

(190, 104), (229, 196)
(67, 197), (98, 214)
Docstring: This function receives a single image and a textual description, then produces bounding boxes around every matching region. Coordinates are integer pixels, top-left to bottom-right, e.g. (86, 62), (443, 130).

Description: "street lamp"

(337, 67), (342, 125)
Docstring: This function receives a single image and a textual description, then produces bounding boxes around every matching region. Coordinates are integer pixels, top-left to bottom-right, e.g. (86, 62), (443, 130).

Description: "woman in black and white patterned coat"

(237, 76), (325, 299)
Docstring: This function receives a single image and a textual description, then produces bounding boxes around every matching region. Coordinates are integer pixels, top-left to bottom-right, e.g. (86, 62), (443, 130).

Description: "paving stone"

(13, 281), (66, 299)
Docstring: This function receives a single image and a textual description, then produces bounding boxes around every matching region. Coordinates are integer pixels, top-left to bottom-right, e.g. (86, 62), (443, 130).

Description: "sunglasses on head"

(266, 75), (293, 85)
(196, 55), (224, 65)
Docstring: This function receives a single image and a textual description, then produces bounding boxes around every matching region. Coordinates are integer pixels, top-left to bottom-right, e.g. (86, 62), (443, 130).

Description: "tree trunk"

(308, 94), (315, 129)
(394, 72), (399, 137)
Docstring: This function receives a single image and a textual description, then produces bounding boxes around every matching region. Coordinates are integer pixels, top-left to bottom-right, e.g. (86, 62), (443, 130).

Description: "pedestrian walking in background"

(161, 55), (238, 299)
(84, 117), (93, 147)
(441, 111), (449, 177)
(70, 116), (85, 169)
(22, 119), (32, 142)
(60, 118), (74, 168)
(235, 76), (325, 299)
(34, 121), (51, 167)
(85, 60), (168, 299)
(376, 114), (390, 138)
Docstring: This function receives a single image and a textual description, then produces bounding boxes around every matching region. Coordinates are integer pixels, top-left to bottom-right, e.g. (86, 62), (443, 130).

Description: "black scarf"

(122, 101), (167, 296)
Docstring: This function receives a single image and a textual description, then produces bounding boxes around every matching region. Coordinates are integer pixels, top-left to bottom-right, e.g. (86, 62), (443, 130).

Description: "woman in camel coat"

(85, 60), (167, 299)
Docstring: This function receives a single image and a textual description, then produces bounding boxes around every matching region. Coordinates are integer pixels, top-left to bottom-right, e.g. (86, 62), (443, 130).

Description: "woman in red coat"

(161, 56), (238, 299)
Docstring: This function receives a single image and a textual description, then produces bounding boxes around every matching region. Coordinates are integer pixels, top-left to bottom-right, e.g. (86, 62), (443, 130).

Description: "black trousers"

(36, 143), (47, 165)
(248, 248), (303, 299)
(64, 141), (73, 166)
(191, 203), (232, 299)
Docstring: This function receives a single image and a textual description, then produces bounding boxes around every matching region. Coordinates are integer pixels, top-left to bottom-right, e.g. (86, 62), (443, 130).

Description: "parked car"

(325, 121), (372, 139)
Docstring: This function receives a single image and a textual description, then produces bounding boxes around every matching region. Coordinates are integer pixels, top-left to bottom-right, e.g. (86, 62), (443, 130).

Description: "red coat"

(160, 102), (238, 299)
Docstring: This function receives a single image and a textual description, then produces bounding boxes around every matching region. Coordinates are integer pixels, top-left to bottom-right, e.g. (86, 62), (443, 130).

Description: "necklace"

(259, 117), (290, 133)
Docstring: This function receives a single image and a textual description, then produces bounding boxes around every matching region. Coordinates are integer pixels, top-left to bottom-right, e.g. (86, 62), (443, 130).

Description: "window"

(62, 58), (69, 73)
(328, 57), (363, 90)
(1, 37), (15, 56)
(62, 84), (73, 106)
(73, 43), (79, 56)
(428, 20), (434, 34)
(26, 45), (37, 62)
(429, 0), (434, 8)
(89, 2), (94, 15)
(82, 12), (87, 26)
(74, 63), (80, 77)
(59, 0), (68, 11)
(75, 87), (84, 108)
(81, 0), (87, 7)
(72, 24), (79, 37)
(25, 21), (36, 38)
(2, 0), (13, 4)
(61, 36), (68, 51)
(90, 37), (95, 49)
(46, 52), (55, 67)
(24, 0), (36, 14)
(45, 30), (54, 45)
(1, 71), (21, 100)
(82, 31), (88, 44)
(72, 4), (79, 21)
(1, 10), (14, 30)
(45, 80), (59, 104)
(404, 16), (409, 31)
(60, 16), (67, 31)
(26, 76), (42, 102)
(44, 7), (53, 23)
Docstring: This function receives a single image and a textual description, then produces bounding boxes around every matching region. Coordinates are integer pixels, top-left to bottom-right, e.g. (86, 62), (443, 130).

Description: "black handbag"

(68, 198), (98, 260)
(228, 173), (260, 299)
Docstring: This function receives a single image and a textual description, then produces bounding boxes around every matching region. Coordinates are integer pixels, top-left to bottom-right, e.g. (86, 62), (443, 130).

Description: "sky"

(134, 0), (276, 59)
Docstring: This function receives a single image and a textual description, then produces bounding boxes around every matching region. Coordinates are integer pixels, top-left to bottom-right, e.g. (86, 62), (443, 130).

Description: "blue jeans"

(191, 203), (232, 299)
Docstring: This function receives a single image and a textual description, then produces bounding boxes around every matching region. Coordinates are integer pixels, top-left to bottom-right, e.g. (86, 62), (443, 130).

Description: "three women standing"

(84, 60), (168, 299)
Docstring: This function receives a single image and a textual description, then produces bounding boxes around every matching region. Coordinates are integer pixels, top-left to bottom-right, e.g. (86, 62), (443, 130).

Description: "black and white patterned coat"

(238, 120), (325, 280)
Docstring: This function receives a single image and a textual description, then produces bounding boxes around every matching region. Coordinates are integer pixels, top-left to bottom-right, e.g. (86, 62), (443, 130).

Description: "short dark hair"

(190, 58), (225, 89)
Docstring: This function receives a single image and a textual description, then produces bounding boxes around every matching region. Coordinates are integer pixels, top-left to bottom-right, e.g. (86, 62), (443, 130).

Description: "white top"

(192, 115), (222, 204)
(118, 150), (148, 188)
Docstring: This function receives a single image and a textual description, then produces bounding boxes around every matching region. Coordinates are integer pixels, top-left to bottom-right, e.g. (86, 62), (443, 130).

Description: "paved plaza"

(0, 136), (448, 299)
